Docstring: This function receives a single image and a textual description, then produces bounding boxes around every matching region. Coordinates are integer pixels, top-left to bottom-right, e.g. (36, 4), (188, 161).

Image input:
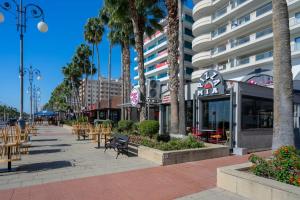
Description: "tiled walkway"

(0, 126), (271, 200)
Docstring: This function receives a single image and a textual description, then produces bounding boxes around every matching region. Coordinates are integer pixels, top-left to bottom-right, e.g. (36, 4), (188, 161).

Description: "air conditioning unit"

(146, 79), (161, 101)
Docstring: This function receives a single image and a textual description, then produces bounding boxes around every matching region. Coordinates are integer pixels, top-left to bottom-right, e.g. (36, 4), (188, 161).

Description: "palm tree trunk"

(166, 0), (179, 135)
(123, 41), (131, 120)
(272, 0), (295, 149)
(178, 0), (186, 135)
(96, 44), (101, 119)
(129, 0), (147, 121)
(107, 43), (112, 120)
(121, 44), (125, 120)
(90, 44), (95, 112)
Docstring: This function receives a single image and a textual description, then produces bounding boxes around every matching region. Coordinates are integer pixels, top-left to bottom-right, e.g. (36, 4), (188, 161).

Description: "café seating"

(104, 134), (129, 159)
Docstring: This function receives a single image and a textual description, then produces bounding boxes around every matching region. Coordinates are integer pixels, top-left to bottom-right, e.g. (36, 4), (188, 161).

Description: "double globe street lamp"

(0, 0), (48, 129)
(25, 66), (41, 125)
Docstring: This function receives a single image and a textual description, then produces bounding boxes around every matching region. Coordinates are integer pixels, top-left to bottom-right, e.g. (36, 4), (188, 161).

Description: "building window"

(184, 28), (193, 37)
(295, 37), (300, 51)
(256, 2), (272, 17)
(241, 96), (273, 129)
(232, 13), (250, 28)
(212, 24), (227, 38)
(184, 14), (194, 23)
(184, 41), (192, 49)
(185, 67), (194, 75)
(184, 54), (192, 62)
(256, 27), (272, 39)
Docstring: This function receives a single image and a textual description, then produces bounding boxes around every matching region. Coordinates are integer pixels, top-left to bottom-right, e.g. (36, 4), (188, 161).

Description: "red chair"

(192, 127), (203, 141)
(210, 128), (223, 144)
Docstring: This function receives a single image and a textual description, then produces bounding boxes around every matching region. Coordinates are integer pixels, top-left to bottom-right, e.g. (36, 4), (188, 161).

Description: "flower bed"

(249, 146), (300, 187)
(128, 134), (205, 151)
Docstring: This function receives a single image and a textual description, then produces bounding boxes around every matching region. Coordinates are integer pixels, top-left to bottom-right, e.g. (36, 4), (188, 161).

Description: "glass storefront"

(202, 98), (230, 134)
(241, 96), (273, 129)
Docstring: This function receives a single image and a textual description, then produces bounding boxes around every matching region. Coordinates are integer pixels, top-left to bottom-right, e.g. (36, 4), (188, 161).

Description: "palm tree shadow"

(29, 149), (63, 155)
(16, 161), (74, 173)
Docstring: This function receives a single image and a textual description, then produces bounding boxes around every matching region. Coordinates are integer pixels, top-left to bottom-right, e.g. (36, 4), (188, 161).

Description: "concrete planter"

(138, 143), (229, 166)
(217, 163), (300, 200)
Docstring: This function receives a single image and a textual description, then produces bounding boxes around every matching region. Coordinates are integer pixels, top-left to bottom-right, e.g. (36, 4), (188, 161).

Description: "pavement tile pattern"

(0, 125), (271, 200)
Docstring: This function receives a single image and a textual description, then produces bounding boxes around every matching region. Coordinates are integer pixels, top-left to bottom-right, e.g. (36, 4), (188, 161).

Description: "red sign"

(162, 95), (170, 104)
(130, 88), (140, 107)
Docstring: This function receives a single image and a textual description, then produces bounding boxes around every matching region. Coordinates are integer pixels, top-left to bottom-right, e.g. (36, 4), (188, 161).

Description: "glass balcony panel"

(256, 27), (272, 39)
(213, 5), (227, 20)
(256, 2), (272, 17)
(232, 13), (250, 28)
(237, 57), (250, 65)
(256, 51), (273, 61)
(231, 0), (248, 9)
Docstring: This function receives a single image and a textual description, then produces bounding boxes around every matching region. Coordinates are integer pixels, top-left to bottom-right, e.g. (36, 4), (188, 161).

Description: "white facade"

(134, 7), (196, 84)
(79, 77), (122, 107)
(192, 0), (300, 84)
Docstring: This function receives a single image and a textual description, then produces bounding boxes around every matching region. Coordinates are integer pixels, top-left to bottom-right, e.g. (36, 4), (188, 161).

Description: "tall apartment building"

(134, 6), (195, 84)
(159, 0), (300, 153)
(191, 0), (300, 83)
(79, 77), (122, 107)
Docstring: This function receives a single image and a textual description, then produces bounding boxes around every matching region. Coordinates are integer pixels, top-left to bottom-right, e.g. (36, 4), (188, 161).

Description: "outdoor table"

(89, 132), (101, 148)
(200, 129), (216, 142)
(1, 142), (20, 172)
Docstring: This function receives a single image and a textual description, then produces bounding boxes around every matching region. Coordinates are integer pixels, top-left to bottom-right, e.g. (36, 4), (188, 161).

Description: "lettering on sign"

(130, 88), (140, 107)
(198, 70), (225, 97)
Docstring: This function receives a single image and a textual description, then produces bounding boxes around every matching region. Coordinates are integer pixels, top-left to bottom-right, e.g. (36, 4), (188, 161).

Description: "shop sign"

(198, 70), (225, 97)
(162, 95), (170, 104)
(130, 88), (140, 107)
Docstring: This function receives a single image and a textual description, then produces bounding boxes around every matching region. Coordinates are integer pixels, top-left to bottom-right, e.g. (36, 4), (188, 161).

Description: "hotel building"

(158, 0), (300, 154)
(134, 6), (195, 84)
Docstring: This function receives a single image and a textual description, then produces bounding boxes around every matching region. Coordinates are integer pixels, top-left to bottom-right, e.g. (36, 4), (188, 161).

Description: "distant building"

(79, 77), (122, 108)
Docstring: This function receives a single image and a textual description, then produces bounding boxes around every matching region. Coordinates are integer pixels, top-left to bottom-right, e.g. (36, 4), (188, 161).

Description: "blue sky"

(0, 0), (193, 113)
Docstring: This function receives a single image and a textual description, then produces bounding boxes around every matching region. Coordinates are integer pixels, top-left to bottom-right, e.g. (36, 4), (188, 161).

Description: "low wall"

(217, 163), (300, 200)
(138, 143), (229, 166)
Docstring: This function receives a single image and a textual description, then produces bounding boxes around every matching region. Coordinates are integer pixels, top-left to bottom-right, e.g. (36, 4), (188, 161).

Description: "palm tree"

(164, 0), (179, 135)
(128, 0), (164, 121)
(73, 44), (96, 108)
(84, 17), (104, 117)
(100, 5), (134, 120)
(105, 0), (164, 121)
(272, 0), (295, 149)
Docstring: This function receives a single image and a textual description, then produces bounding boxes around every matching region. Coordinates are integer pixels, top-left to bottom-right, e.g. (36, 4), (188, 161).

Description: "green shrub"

(103, 119), (113, 128)
(118, 120), (134, 133)
(140, 135), (204, 151)
(249, 146), (300, 186)
(139, 120), (159, 138)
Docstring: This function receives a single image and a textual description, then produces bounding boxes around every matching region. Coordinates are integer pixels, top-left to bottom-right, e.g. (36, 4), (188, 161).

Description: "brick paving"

(0, 125), (271, 200)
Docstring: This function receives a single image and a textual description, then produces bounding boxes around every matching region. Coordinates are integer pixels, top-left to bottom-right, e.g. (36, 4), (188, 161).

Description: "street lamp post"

(25, 66), (41, 125)
(0, 0), (48, 129)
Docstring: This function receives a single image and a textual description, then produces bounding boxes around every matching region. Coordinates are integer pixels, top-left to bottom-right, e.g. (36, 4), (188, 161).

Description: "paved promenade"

(0, 125), (271, 200)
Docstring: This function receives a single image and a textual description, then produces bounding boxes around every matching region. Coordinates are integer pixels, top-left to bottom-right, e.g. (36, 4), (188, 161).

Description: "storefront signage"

(130, 88), (140, 107)
(198, 70), (225, 97)
(162, 95), (170, 104)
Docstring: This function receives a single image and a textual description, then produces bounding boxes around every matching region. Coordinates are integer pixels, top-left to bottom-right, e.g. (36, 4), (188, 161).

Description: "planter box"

(217, 163), (300, 200)
(138, 143), (229, 165)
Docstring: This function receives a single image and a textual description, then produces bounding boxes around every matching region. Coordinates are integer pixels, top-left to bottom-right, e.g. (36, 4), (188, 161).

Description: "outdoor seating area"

(0, 125), (36, 172)
(191, 127), (230, 145)
(71, 123), (129, 158)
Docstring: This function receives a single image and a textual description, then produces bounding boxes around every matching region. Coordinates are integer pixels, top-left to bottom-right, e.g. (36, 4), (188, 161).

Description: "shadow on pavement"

(29, 149), (62, 155)
(16, 161), (74, 173)
(31, 139), (58, 142)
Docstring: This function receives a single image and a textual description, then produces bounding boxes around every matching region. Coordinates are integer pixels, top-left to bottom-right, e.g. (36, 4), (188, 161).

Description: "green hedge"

(118, 120), (134, 133)
(139, 120), (159, 138)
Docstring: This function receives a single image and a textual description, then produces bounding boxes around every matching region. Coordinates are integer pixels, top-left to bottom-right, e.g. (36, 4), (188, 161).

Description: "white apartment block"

(191, 0), (300, 85)
(79, 77), (122, 107)
(134, 6), (196, 84)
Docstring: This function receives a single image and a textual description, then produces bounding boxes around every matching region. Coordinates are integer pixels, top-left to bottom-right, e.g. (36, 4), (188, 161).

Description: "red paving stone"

(0, 151), (271, 200)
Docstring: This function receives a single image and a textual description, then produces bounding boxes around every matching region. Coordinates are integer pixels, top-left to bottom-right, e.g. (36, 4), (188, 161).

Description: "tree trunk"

(272, 0), (295, 149)
(166, 0), (179, 135)
(129, 0), (147, 122)
(96, 44), (101, 119)
(121, 45), (125, 120)
(123, 41), (131, 120)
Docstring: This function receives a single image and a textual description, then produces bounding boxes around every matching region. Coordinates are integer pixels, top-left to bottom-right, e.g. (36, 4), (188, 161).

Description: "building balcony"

(193, 29), (274, 67)
(193, 0), (230, 20)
